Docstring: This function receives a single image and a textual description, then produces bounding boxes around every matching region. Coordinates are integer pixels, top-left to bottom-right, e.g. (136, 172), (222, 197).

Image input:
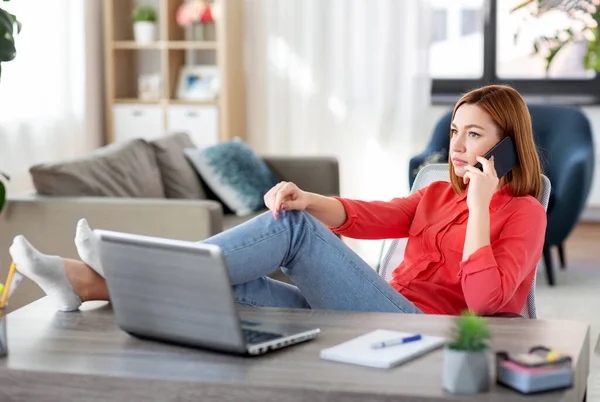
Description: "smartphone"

(473, 136), (518, 179)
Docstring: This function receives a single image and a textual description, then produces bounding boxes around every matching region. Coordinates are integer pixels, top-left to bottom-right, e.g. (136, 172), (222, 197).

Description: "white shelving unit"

(103, 0), (246, 146)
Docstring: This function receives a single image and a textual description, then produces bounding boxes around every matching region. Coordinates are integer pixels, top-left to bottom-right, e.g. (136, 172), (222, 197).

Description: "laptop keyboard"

(242, 328), (283, 345)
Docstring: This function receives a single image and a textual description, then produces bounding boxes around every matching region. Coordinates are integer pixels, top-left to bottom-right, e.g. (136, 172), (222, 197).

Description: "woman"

(9, 84), (546, 316)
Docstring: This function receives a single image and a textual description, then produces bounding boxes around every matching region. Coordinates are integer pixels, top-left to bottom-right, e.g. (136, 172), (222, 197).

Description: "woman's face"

(450, 103), (502, 177)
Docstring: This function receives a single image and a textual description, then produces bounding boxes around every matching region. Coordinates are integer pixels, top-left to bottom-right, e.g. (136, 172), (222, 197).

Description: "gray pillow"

(150, 133), (207, 199)
(30, 139), (165, 198)
(184, 139), (277, 216)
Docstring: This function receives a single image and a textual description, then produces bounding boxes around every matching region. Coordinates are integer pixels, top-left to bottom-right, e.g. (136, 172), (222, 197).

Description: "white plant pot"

(442, 347), (490, 394)
(548, 39), (593, 78)
(133, 21), (156, 44)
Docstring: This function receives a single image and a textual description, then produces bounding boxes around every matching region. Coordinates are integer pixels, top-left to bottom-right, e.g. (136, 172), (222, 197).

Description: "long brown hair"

(449, 85), (541, 198)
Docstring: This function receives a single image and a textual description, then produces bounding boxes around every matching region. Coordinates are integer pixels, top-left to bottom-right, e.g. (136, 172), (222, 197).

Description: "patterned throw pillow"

(184, 139), (278, 216)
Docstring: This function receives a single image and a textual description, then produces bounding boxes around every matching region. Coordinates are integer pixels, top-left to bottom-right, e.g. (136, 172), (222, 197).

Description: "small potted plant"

(132, 6), (157, 44)
(443, 311), (491, 394)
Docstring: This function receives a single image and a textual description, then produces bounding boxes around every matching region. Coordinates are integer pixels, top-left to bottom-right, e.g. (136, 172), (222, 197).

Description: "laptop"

(94, 229), (321, 356)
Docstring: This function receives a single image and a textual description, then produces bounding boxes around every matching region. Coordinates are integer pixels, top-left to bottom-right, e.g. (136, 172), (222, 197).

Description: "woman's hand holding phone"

(463, 156), (499, 212)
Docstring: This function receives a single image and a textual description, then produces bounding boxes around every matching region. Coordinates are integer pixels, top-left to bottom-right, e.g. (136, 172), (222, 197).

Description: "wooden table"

(0, 298), (590, 402)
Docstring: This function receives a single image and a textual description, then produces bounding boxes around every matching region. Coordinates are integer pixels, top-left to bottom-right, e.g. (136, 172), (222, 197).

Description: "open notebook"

(320, 329), (445, 369)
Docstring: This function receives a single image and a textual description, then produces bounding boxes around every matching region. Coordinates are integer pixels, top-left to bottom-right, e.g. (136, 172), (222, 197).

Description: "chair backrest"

(379, 163), (551, 319)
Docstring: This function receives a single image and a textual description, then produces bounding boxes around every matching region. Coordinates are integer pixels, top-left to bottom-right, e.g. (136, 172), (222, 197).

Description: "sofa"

(0, 133), (340, 311)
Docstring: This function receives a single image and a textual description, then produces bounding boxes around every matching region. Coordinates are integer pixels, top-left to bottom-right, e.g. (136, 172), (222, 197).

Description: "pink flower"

(200, 4), (214, 23)
(176, 0), (214, 27)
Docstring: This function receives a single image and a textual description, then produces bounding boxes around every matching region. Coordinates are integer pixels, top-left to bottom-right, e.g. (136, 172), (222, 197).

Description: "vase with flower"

(176, 0), (217, 41)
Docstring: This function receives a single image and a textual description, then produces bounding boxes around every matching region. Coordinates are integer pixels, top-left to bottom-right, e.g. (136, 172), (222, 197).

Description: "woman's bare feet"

(64, 259), (109, 302)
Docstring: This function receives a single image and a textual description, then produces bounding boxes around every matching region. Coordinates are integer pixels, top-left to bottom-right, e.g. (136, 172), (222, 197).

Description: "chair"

(409, 105), (594, 286)
(378, 163), (551, 319)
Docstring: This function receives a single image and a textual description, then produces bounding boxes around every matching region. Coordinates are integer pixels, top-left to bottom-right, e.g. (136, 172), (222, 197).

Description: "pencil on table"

(0, 262), (16, 308)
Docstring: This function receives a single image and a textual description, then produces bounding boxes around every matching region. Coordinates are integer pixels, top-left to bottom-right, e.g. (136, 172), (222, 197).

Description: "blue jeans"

(202, 210), (422, 314)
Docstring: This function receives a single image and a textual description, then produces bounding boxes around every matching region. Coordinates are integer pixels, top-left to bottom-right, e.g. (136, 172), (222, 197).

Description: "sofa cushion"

(30, 139), (165, 198)
(150, 133), (207, 199)
(184, 139), (277, 216)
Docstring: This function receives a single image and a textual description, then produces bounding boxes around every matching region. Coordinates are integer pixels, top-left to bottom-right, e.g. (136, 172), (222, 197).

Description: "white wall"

(0, 0), (103, 196)
(580, 107), (600, 209)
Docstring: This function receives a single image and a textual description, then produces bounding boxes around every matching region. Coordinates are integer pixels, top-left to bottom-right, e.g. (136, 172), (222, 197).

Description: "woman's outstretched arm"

(263, 180), (425, 239)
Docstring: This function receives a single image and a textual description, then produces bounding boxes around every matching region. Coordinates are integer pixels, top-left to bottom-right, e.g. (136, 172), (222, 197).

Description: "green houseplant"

(0, 0), (20, 215)
(0, 0), (20, 78)
(0, 172), (9, 215)
(132, 5), (157, 44)
(442, 311), (492, 394)
(511, 0), (600, 73)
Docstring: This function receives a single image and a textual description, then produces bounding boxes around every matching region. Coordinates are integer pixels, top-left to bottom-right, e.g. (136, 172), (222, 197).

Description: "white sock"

(9, 236), (82, 312)
(74, 219), (104, 277)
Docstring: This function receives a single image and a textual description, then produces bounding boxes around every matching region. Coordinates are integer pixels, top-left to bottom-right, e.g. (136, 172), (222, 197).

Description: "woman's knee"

(277, 210), (318, 228)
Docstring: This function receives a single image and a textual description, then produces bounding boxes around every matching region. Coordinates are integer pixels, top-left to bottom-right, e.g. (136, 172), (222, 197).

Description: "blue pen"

(371, 334), (422, 349)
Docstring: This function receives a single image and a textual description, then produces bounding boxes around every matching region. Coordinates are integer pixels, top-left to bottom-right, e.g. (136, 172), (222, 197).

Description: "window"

(461, 9), (482, 36)
(431, 0), (600, 103)
(432, 9), (448, 43)
(429, 0), (484, 79)
(497, 0), (596, 79)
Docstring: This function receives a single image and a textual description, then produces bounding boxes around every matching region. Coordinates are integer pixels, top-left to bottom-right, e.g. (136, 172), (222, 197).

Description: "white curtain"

(244, 0), (431, 264)
(0, 0), (103, 194)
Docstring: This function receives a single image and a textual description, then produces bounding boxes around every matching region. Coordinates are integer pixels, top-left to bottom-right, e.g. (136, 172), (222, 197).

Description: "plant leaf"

(131, 6), (157, 22)
(0, 35), (15, 62)
(0, 180), (5, 216)
(592, 38), (600, 71)
(0, 9), (13, 34)
(0, 171), (9, 181)
(448, 311), (491, 351)
(585, 37), (597, 70)
(7, 12), (21, 34)
(510, 0), (535, 13)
